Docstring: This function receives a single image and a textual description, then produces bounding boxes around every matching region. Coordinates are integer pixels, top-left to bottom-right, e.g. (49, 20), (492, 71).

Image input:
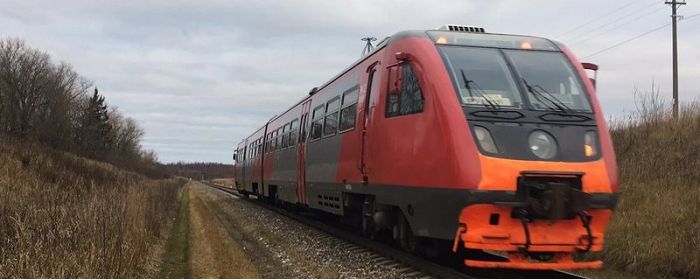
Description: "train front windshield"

(431, 31), (593, 112)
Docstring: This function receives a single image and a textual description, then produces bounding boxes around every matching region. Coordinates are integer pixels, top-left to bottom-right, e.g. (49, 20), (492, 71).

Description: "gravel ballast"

(193, 182), (427, 278)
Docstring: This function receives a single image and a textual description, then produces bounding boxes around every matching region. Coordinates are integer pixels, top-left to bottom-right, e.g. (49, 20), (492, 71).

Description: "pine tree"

(76, 88), (112, 159)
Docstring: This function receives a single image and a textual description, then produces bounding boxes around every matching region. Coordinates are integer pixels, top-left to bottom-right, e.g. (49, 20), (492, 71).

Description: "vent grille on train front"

(438, 24), (486, 33)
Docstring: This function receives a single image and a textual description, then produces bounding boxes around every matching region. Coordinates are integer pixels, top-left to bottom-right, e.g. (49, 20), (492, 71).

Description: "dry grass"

(211, 177), (235, 188)
(189, 185), (261, 278)
(588, 89), (700, 278)
(158, 187), (192, 279)
(192, 183), (340, 278)
(0, 140), (184, 278)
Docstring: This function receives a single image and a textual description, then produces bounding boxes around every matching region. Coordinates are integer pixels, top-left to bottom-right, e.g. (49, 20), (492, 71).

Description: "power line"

(563, 1), (662, 43)
(580, 23), (670, 59)
(569, 6), (666, 48)
(581, 6), (698, 59)
(556, 0), (641, 39)
(682, 11), (700, 20)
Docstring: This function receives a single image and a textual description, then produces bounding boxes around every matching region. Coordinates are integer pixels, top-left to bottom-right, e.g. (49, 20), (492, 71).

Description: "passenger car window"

(339, 87), (359, 132)
(271, 130), (277, 151)
(310, 105), (324, 140)
(281, 123), (289, 149)
(289, 119), (298, 145)
(324, 97), (340, 137)
(276, 128), (283, 149)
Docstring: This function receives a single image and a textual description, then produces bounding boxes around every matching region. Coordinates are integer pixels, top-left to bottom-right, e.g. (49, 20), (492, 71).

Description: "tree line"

(0, 37), (164, 177)
(162, 162), (233, 180)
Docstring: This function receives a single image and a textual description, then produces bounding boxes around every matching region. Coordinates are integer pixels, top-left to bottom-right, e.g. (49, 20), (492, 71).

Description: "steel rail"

(202, 182), (585, 279)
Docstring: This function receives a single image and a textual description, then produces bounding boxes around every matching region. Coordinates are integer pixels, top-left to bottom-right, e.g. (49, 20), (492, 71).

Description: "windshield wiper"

(460, 69), (500, 110)
(522, 79), (572, 113)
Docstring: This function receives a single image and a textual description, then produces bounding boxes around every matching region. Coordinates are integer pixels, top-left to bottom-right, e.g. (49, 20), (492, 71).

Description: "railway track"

(203, 182), (584, 279)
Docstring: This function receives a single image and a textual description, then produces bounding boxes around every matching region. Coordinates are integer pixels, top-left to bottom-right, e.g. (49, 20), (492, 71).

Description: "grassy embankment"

(586, 95), (700, 278)
(0, 140), (184, 278)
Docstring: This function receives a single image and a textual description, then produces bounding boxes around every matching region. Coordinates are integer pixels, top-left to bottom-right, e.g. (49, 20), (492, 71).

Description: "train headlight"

(584, 131), (597, 157)
(528, 130), (557, 159)
(473, 126), (498, 153)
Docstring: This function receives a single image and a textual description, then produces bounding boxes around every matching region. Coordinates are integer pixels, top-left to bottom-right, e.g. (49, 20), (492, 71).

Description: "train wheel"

(394, 212), (421, 254)
(273, 191), (281, 207)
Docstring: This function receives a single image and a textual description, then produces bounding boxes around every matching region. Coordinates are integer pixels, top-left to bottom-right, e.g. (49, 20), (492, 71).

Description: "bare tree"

(0, 38), (52, 139)
(0, 37), (165, 177)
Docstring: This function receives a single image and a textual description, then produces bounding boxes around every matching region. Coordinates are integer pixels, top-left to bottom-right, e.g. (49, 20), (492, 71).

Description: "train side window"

(275, 128), (282, 150)
(257, 138), (262, 155)
(281, 123), (289, 149)
(289, 119), (299, 145)
(285, 123), (292, 147)
(339, 86), (359, 132)
(386, 64), (424, 117)
(270, 133), (274, 152)
(323, 97), (340, 137)
(254, 140), (258, 157)
(310, 105), (324, 140)
(271, 131), (277, 151)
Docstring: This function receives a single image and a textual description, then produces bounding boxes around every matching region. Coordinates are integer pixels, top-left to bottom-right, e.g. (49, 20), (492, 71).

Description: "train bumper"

(453, 204), (613, 269)
(452, 172), (617, 270)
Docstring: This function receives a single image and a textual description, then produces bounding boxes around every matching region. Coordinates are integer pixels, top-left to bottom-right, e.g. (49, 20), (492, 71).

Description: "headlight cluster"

(528, 130), (557, 159)
(472, 126), (599, 159)
(584, 131), (597, 157)
(473, 126), (498, 153)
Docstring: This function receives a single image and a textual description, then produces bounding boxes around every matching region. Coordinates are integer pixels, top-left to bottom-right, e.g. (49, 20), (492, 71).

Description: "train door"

(260, 125), (268, 193)
(233, 149), (238, 188)
(360, 64), (380, 175)
(240, 141), (248, 190)
(297, 100), (312, 204)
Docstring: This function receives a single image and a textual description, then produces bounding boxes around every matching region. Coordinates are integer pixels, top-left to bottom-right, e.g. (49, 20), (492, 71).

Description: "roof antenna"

(361, 37), (377, 57)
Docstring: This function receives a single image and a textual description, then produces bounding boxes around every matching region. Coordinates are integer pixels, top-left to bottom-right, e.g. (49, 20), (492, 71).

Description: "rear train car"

(233, 25), (618, 270)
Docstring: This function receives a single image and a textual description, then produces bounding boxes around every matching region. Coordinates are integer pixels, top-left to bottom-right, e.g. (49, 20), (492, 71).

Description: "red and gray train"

(233, 25), (618, 270)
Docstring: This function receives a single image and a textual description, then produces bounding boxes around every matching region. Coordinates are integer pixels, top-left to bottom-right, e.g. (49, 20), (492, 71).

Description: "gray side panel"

(306, 183), (345, 215)
(306, 134), (343, 183)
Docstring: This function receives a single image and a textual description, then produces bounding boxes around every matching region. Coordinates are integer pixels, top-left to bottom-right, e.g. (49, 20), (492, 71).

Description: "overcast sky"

(1, 0), (698, 163)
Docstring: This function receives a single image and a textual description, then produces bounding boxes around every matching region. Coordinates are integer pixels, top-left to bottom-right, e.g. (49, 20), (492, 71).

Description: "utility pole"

(666, 0), (685, 120)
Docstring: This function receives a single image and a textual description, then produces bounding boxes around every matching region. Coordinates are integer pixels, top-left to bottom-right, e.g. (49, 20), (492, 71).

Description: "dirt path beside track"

(158, 181), (320, 278)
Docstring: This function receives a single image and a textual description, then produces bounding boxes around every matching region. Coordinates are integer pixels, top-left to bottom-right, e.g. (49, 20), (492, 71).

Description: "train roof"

(237, 26), (563, 145)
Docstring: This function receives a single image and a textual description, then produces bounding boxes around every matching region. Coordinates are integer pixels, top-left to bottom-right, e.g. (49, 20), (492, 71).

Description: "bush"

(597, 86), (700, 278)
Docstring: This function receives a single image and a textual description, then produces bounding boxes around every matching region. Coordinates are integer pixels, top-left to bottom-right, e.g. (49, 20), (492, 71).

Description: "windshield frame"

(436, 44), (596, 115)
(440, 45), (524, 109)
(502, 49), (594, 113)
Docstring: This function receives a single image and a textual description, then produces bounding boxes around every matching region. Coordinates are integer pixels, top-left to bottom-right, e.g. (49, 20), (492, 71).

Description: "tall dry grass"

(0, 140), (184, 278)
(599, 87), (700, 278)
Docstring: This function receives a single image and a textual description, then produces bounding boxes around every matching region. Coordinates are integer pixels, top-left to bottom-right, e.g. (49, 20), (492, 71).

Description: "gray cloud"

(1, 0), (698, 163)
